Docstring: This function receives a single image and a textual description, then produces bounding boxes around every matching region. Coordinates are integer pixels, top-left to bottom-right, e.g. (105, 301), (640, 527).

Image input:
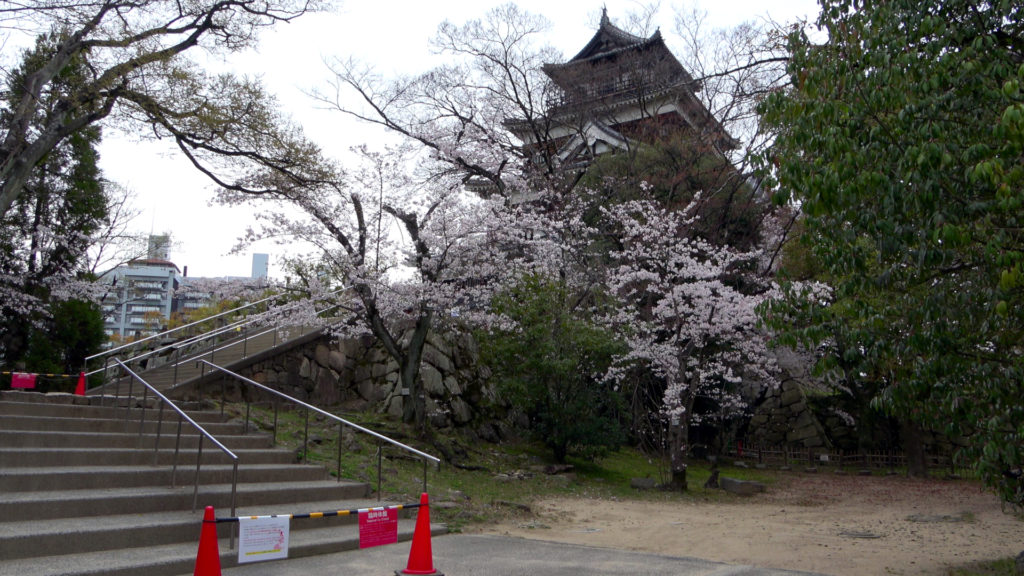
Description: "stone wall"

(236, 330), (493, 430)
(747, 346), (834, 449)
(747, 379), (831, 449)
(747, 346), (856, 450)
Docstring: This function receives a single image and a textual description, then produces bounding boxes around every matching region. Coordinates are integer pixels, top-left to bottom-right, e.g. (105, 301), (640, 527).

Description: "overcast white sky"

(98, 0), (821, 280)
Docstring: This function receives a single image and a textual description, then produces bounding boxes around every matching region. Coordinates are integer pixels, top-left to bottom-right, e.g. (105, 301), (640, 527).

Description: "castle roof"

(504, 9), (736, 154)
(568, 9), (650, 62)
(542, 8), (697, 91)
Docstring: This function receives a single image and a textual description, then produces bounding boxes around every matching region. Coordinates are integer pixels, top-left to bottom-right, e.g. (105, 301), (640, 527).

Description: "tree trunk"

(397, 357), (422, 427)
(665, 386), (696, 491)
(667, 416), (689, 491)
(553, 443), (568, 464)
(399, 310), (433, 428)
(361, 288), (433, 431)
(902, 420), (929, 478)
(703, 467), (720, 489)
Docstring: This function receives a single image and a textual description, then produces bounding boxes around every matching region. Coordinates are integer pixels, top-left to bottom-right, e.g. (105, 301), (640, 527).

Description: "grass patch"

(223, 401), (774, 530)
(945, 557), (1018, 576)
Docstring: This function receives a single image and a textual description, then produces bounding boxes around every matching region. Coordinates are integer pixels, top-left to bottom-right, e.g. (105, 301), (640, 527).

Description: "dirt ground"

(473, 474), (1024, 575)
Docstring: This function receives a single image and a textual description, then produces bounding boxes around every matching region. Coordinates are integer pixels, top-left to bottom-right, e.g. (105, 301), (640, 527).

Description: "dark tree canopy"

(760, 0), (1024, 504)
(480, 274), (626, 463)
(0, 32), (109, 367)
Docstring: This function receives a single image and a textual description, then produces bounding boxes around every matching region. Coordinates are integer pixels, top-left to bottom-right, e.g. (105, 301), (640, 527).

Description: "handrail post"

(423, 458), (428, 494)
(137, 384), (149, 445)
(244, 397), (251, 435)
(123, 368), (134, 428)
(377, 444), (383, 501)
(154, 401), (165, 466)
(272, 400), (279, 445)
(173, 348), (180, 386)
(103, 357), (111, 407)
(172, 418), (183, 487)
(336, 422), (343, 483)
(302, 408), (310, 463)
(192, 436), (203, 513)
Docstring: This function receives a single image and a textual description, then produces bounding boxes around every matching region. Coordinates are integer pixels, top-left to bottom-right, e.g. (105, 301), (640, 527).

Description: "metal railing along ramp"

(84, 291), (342, 396)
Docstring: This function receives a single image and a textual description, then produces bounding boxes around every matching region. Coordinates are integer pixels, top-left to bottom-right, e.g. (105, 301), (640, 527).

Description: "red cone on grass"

(74, 372), (86, 396)
(398, 493), (442, 575)
(194, 506), (221, 576)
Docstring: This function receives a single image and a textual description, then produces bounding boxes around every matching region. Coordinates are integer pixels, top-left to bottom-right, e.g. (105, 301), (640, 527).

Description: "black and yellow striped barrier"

(214, 502), (423, 523)
(1, 371), (79, 378)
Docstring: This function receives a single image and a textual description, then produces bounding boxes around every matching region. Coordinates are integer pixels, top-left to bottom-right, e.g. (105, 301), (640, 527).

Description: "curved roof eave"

(567, 9), (656, 63)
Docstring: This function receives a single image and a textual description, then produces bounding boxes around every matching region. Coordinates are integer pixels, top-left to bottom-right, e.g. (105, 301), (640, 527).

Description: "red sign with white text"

(11, 372), (36, 389)
(358, 508), (398, 549)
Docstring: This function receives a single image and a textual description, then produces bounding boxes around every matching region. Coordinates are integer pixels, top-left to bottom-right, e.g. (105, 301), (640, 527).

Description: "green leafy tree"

(1, 32), (109, 367)
(480, 275), (626, 463)
(23, 299), (105, 390)
(760, 0), (1024, 502)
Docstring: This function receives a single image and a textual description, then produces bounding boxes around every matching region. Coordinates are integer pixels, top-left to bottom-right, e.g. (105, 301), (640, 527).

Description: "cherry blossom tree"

(321, 4), (628, 200)
(226, 144), (556, 427)
(598, 196), (780, 488)
(311, 5), (799, 451)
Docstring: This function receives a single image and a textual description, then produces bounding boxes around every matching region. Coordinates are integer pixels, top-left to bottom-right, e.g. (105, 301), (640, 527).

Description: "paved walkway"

(216, 534), (828, 576)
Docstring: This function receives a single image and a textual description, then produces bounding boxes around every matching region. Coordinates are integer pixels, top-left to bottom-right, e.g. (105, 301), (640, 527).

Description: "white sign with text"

(238, 516), (290, 563)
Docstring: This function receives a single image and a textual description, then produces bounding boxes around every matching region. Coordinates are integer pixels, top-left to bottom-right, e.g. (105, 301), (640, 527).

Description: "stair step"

(0, 446), (298, 467)
(0, 414), (246, 435)
(0, 429), (275, 450)
(0, 498), (401, 560)
(0, 398), (226, 422)
(0, 521), (443, 576)
(0, 463), (329, 492)
(0, 378), (445, 575)
(0, 481), (370, 521)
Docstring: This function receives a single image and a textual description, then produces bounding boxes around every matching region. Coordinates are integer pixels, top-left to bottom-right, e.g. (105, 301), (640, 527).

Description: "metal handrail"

(197, 360), (440, 499)
(87, 292), (283, 363)
(153, 298), (347, 390)
(85, 318), (250, 379)
(111, 359), (239, 534)
(85, 289), (349, 392)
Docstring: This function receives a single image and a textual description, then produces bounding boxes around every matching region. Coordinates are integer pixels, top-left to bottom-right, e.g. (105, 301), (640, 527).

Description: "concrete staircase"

(0, 391), (443, 576)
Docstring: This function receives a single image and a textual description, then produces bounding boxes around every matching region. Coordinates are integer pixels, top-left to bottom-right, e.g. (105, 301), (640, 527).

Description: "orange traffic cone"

(397, 493), (442, 575)
(194, 506), (221, 576)
(74, 372), (86, 396)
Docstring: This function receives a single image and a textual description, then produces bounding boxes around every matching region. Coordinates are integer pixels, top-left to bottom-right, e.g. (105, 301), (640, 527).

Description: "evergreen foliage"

(760, 0), (1024, 504)
(24, 299), (105, 385)
(480, 275), (627, 463)
(577, 132), (763, 250)
(1, 33), (109, 368)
